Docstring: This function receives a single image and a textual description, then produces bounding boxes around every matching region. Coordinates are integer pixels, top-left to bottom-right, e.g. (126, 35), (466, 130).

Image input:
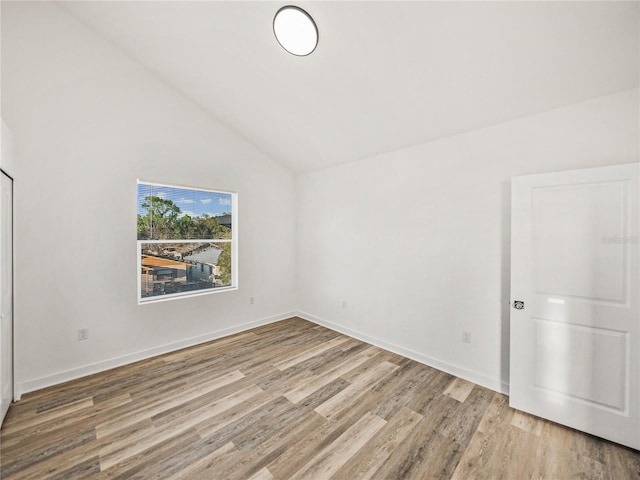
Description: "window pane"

(140, 242), (232, 299)
(137, 183), (233, 240)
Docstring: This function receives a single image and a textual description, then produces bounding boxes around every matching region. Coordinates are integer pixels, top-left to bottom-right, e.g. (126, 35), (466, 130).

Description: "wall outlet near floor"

(342, 301), (348, 309)
(78, 328), (89, 341)
(462, 331), (471, 344)
(249, 296), (255, 305)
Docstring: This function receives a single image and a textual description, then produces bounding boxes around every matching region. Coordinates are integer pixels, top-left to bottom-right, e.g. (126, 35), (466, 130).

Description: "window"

(137, 181), (237, 303)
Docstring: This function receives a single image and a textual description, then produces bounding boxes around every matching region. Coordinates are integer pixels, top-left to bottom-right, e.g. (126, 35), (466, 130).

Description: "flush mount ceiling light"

(273, 6), (318, 56)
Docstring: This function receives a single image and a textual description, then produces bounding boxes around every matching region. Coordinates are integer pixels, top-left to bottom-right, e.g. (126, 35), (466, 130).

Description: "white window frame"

(137, 180), (238, 304)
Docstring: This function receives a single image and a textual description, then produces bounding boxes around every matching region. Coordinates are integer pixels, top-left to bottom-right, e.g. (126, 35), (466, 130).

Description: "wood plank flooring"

(1, 317), (639, 479)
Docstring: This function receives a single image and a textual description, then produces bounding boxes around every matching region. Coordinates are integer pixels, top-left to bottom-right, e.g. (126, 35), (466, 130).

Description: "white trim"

(138, 285), (238, 305)
(296, 310), (509, 395)
(136, 179), (236, 196)
(139, 239), (232, 244)
(16, 311), (295, 398)
(136, 180), (238, 304)
(16, 310), (510, 400)
(232, 192), (239, 289)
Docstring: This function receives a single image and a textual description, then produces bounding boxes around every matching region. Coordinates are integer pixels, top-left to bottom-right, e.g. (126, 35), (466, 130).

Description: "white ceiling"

(57, 1), (639, 174)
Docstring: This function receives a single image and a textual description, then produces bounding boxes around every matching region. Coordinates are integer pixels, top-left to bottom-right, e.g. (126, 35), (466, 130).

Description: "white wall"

(1, 1), (296, 396)
(2, 1), (638, 399)
(296, 89), (640, 393)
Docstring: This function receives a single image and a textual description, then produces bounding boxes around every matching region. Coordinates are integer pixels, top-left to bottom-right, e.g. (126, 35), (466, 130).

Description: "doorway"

(1, 170), (13, 423)
(509, 163), (639, 449)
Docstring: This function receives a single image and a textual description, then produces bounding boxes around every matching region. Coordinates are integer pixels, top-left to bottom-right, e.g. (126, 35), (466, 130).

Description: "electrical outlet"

(249, 296), (255, 305)
(78, 328), (89, 341)
(462, 331), (471, 344)
(342, 301), (348, 309)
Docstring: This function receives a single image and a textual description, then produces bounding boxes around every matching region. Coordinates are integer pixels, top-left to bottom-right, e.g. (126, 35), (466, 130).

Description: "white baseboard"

(17, 311), (296, 399)
(17, 310), (509, 400)
(296, 310), (509, 395)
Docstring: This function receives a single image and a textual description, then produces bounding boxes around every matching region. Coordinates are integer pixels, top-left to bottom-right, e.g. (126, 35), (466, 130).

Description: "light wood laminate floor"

(1, 317), (639, 479)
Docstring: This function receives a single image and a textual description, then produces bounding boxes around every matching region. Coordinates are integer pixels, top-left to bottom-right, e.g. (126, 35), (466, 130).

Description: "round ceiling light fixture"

(273, 6), (318, 56)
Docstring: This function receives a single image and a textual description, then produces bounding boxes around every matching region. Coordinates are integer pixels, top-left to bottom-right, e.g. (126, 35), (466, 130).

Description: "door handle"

(513, 301), (524, 310)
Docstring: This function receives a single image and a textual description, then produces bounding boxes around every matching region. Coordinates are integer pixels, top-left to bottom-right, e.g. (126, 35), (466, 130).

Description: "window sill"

(138, 285), (238, 305)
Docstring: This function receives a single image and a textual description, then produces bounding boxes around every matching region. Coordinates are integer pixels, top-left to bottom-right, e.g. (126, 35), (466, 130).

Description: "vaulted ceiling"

(57, 1), (639, 174)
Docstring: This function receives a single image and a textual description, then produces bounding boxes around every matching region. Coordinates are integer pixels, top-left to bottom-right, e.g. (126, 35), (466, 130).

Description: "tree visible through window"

(137, 181), (237, 303)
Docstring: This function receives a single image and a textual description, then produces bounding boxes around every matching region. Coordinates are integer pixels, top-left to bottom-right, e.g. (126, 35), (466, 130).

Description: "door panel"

(534, 319), (627, 411)
(532, 182), (626, 302)
(510, 163), (639, 450)
(1, 171), (13, 423)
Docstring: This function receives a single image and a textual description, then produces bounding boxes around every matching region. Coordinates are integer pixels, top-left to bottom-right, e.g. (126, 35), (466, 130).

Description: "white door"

(510, 163), (639, 450)
(0, 171), (13, 423)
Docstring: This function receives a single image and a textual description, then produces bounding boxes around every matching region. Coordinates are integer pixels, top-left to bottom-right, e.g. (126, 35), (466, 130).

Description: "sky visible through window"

(137, 183), (232, 219)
